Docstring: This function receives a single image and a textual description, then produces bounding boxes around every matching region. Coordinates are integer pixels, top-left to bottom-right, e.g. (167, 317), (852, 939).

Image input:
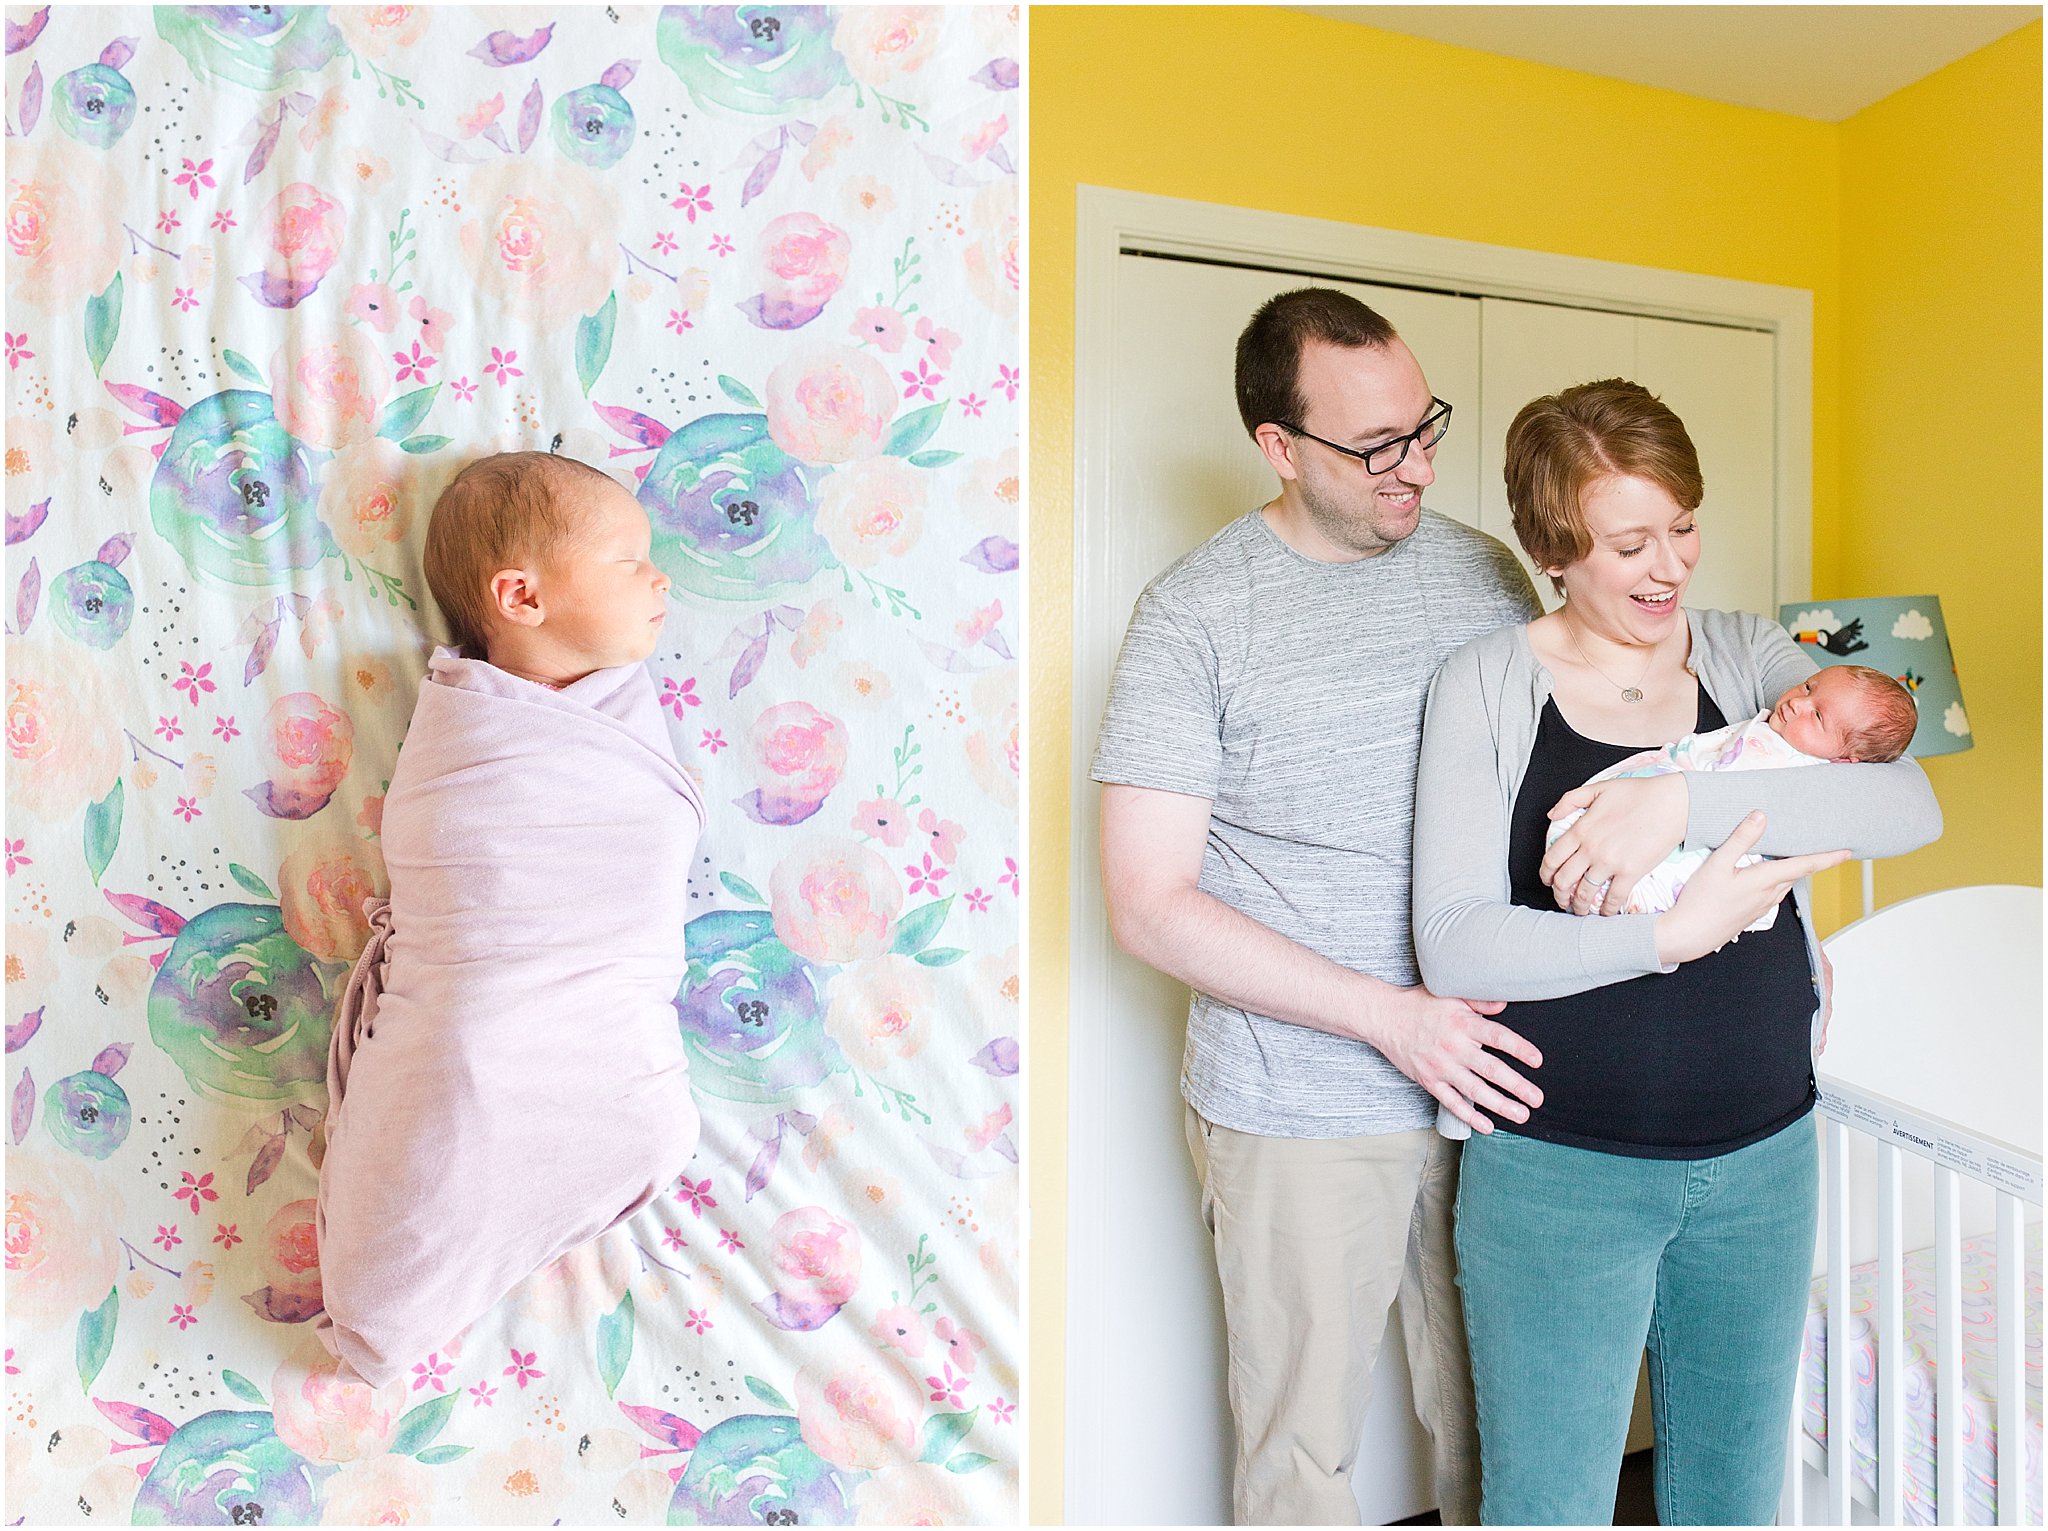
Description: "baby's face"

(539, 482), (671, 668)
(1769, 668), (1870, 760)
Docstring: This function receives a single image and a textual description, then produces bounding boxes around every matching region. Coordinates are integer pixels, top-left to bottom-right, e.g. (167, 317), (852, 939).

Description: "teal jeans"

(1454, 1118), (1820, 1526)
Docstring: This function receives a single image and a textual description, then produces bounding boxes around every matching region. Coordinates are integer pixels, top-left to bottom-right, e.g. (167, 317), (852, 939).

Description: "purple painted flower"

(54, 59), (138, 148)
(551, 80), (636, 168)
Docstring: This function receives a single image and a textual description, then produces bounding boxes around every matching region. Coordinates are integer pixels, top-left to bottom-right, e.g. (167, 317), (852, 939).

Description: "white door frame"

(1064, 184), (1814, 1520)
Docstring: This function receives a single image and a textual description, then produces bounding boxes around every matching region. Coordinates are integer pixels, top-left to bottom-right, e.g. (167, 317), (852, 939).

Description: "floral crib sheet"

(6, 5), (1021, 1524)
(1800, 1222), (2043, 1525)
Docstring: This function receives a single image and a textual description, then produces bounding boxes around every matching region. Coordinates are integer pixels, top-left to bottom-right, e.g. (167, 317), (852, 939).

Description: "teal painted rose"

(44, 1065), (131, 1159)
(552, 61), (639, 167)
(676, 908), (844, 1103)
(147, 902), (345, 1106)
(133, 1410), (330, 1525)
(668, 1413), (862, 1525)
(50, 534), (136, 648)
(149, 389), (333, 587)
(655, 6), (848, 114)
(153, 6), (348, 92)
(53, 41), (139, 148)
(639, 412), (832, 599)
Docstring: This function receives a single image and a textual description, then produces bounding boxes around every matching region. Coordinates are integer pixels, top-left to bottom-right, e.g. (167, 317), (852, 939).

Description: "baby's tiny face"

(1769, 668), (1872, 760)
(542, 483), (671, 667)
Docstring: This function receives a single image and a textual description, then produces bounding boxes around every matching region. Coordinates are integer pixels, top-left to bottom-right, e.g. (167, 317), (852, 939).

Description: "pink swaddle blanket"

(315, 649), (706, 1386)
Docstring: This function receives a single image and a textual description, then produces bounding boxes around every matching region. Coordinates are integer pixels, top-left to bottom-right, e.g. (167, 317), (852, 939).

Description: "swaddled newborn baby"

(315, 450), (704, 1387)
(1548, 663), (1917, 930)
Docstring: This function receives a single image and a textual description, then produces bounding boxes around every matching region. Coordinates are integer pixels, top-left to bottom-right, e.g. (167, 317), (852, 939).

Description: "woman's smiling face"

(1551, 473), (1700, 644)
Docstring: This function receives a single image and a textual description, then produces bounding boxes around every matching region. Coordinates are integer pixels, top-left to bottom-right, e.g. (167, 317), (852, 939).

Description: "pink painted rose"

(5, 1151), (125, 1327)
(280, 829), (387, 964)
(262, 1199), (323, 1305)
(334, 4), (430, 57)
(764, 347), (896, 464)
(272, 327), (387, 451)
(271, 1329), (408, 1463)
(963, 180), (1019, 318)
(855, 1462), (973, 1525)
(794, 1354), (922, 1470)
(816, 457), (924, 569)
(247, 182), (347, 308)
(824, 955), (935, 1073)
(768, 838), (903, 965)
(833, 7), (945, 89)
(758, 1206), (862, 1332)
(318, 1453), (435, 1526)
(5, 138), (127, 312)
(755, 211), (851, 316)
(742, 701), (848, 826)
(263, 693), (354, 801)
(458, 160), (614, 329)
(7, 640), (122, 824)
(317, 437), (419, 560)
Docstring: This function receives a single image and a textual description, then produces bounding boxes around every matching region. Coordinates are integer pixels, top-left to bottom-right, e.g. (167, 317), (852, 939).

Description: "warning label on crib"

(1817, 1078), (2044, 1204)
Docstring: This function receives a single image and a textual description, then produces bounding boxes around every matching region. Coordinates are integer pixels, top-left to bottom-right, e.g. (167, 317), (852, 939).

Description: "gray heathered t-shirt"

(1091, 507), (1540, 1137)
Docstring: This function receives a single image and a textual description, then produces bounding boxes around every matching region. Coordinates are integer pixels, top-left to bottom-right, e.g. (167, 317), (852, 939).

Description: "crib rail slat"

(1827, 1117), (1854, 1527)
(1934, 1167), (1963, 1525)
(1994, 1193), (2023, 1527)
(1878, 1141), (1906, 1525)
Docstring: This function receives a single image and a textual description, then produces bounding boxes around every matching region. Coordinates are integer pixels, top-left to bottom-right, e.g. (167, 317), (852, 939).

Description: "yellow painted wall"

(1838, 23), (2042, 902)
(1027, 8), (2040, 1516)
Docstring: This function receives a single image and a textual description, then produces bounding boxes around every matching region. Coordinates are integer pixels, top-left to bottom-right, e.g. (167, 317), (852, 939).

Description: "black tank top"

(1492, 690), (1817, 1158)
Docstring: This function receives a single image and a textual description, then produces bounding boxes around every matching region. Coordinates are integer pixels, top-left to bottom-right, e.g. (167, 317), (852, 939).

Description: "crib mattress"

(1800, 1223), (2043, 1524)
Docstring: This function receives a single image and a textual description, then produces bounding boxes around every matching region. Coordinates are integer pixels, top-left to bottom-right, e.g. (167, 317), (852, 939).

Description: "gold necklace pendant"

(1562, 610), (1656, 703)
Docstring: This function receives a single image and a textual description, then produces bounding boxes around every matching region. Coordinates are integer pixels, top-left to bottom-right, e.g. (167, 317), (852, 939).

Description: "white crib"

(1780, 885), (2044, 1527)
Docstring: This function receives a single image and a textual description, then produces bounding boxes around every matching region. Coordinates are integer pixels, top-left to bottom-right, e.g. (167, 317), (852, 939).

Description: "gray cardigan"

(1412, 608), (1943, 1036)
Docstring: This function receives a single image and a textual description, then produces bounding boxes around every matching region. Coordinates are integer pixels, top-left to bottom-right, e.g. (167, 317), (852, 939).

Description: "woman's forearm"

(1683, 757), (1943, 859)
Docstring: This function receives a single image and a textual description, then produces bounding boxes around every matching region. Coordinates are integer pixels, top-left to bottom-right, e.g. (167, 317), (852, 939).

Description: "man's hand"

(1365, 987), (1544, 1135)
(1543, 773), (1689, 916)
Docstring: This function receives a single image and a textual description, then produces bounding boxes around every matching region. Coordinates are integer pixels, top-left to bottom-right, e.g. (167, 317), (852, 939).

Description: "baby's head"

(423, 451), (670, 681)
(1769, 665), (1917, 762)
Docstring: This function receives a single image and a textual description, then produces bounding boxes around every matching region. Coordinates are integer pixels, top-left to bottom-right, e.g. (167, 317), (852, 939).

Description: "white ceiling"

(1292, 6), (2041, 121)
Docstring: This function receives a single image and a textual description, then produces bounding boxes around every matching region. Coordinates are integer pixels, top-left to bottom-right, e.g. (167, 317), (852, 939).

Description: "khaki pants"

(1186, 1107), (1481, 1526)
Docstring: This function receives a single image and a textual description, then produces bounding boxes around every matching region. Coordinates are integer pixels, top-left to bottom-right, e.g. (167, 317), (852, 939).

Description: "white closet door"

(1070, 256), (1480, 1528)
(1478, 297), (1779, 617)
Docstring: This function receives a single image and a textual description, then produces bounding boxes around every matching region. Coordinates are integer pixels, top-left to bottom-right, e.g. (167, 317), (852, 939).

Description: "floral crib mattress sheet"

(1800, 1222), (2043, 1525)
(7, 4), (1021, 1524)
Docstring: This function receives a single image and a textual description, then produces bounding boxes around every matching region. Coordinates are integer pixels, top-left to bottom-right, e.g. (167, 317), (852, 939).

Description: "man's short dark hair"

(1234, 287), (1400, 439)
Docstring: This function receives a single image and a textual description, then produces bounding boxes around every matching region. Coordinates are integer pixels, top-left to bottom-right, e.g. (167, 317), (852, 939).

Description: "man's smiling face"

(1280, 336), (1439, 557)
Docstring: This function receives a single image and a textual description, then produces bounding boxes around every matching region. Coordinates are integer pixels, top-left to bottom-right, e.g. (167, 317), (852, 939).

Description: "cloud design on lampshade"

(1944, 702), (1971, 737)
(1791, 608), (1838, 633)
(1892, 609), (1936, 641)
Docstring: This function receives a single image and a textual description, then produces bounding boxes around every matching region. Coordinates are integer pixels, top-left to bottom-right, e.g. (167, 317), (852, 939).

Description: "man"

(1091, 288), (1546, 1525)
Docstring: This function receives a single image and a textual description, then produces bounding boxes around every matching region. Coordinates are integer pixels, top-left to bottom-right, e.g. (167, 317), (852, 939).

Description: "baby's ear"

(489, 567), (545, 627)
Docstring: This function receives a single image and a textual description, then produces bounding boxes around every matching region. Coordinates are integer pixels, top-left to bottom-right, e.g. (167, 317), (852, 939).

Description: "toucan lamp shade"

(1777, 595), (1971, 760)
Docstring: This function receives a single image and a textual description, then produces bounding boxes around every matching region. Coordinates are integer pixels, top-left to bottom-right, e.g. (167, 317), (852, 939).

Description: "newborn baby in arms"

(315, 450), (704, 1387)
(1550, 663), (1917, 931)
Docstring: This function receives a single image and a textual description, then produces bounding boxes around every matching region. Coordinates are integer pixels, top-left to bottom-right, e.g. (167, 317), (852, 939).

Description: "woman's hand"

(1655, 813), (1850, 965)
(1542, 774), (1690, 916)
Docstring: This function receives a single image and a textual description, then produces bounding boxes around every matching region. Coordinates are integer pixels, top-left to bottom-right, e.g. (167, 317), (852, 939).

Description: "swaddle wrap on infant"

(316, 648), (706, 1387)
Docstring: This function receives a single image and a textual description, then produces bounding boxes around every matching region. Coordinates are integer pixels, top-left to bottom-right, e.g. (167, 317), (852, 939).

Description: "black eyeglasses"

(1275, 398), (1453, 475)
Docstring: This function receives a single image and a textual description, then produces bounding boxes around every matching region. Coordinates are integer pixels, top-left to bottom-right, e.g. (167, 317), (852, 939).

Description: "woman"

(1410, 379), (1941, 1524)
